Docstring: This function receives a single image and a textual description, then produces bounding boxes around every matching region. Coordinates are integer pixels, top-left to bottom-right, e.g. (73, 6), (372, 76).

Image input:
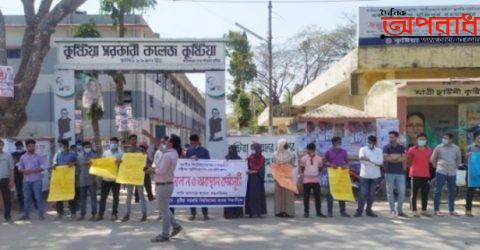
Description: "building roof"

(299, 103), (375, 121)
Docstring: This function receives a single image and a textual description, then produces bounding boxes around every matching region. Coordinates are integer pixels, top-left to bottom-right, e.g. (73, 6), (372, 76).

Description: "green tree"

(0, 0), (87, 136)
(234, 92), (252, 129)
(100, 0), (157, 142)
(74, 20), (104, 155)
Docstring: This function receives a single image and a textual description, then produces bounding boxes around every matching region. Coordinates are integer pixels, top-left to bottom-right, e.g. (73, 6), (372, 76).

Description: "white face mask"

(85, 148), (92, 154)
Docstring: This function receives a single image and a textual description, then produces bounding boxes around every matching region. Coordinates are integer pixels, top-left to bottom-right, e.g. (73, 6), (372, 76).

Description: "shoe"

(171, 226), (183, 237)
(56, 214), (64, 220)
(141, 213), (147, 222)
(39, 215), (45, 221)
(304, 213), (309, 218)
(284, 214), (294, 218)
(89, 216), (96, 222)
(366, 212), (378, 218)
(6, 218), (13, 224)
(327, 212), (333, 218)
(340, 212), (350, 218)
(18, 215), (30, 221)
(413, 211), (421, 218)
(121, 214), (130, 222)
(96, 215), (104, 221)
(111, 214), (118, 221)
(450, 211), (460, 217)
(390, 211), (397, 217)
(397, 212), (409, 218)
(203, 215), (210, 221)
(188, 215), (196, 221)
(316, 213), (326, 218)
(434, 211), (445, 217)
(76, 215), (85, 221)
(354, 212), (362, 218)
(465, 211), (473, 217)
(151, 235), (169, 243)
(421, 211), (432, 217)
(275, 213), (283, 218)
(71, 214), (77, 221)
(148, 196), (156, 202)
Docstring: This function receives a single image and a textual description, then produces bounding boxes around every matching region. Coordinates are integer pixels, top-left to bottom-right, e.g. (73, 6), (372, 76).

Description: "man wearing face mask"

(53, 139), (78, 220)
(407, 133), (432, 217)
(355, 136), (383, 218)
(466, 131), (480, 217)
(431, 133), (462, 217)
(98, 137), (122, 221)
(77, 141), (98, 221)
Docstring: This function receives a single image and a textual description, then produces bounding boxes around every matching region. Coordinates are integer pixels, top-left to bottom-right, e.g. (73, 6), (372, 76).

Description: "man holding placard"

(77, 141), (98, 221)
(53, 139), (78, 220)
(466, 131), (480, 217)
(97, 137), (122, 221)
(324, 136), (350, 217)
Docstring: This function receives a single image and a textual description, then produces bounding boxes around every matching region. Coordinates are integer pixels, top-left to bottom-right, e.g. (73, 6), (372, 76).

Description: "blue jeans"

(434, 172), (457, 212)
(80, 184), (97, 216)
(23, 180), (45, 218)
(126, 185), (146, 214)
(357, 178), (378, 214)
(385, 174), (406, 213)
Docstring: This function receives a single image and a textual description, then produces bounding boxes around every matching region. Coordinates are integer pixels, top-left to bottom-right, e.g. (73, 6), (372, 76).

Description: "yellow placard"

(116, 153), (146, 185)
(47, 166), (75, 202)
(327, 168), (355, 202)
(90, 157), (118, 179)
(271, 163), (299, 194)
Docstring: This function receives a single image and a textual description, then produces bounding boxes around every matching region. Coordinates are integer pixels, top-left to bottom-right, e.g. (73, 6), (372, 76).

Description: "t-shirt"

(324, 148), (348, 167)
(358, 146), (383, 179)
(0, 152), (14, 179)
(300, 154), (322, 183)
(383, 143), (406, 174)
(407, 146), (432, 178)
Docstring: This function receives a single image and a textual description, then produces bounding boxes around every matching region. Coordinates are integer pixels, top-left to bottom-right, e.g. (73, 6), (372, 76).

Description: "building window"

(149, 95), (154, 108)
(7, 48), (21, 58)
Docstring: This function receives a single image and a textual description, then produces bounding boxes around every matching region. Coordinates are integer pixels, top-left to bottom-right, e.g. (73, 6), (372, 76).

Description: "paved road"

(1, 197), (480, 250)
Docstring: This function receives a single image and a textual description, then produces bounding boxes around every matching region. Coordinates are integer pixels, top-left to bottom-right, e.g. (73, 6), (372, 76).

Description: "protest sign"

(170, 159), (248, 207)
(116, 153), (146, 185)
(47, 166), (75, 202)
(90, 157), (118, 180)
(271, 163), (298, 194)
(468, 152), (480, 188)
(327, 168), (355, 202)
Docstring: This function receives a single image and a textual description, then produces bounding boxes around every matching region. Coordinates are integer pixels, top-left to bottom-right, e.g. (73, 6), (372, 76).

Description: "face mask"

(368, 143), (375, 149)
(417, 139), (427, 147)
(85, 148), (92, 153)
(161, 145), (167, 150)
(110, 143), (118, 149)
(283, 144), (288, 150)
(16, 149), (24, 153)
(77, 145), (83, 151)
(251, 149), (256, 155)
(442, 138), (449, 145)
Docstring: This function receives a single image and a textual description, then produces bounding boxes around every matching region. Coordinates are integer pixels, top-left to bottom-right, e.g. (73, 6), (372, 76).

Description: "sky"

(2, 0), (478, 107)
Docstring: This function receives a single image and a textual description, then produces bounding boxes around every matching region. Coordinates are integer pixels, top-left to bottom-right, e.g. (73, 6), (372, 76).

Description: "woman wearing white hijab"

(272, 139), (296, 217)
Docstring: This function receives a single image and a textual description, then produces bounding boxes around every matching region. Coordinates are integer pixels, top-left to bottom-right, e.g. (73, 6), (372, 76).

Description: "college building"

(4, 13), (206, 145)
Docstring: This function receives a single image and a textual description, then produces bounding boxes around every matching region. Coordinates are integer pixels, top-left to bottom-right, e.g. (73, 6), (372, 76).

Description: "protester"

(355, 135), (383, 218)
(11, 140), (26, 211)
(186, 134), (211, 221)
(299, 143), (325, 218)
(152, 136), (175, 220)
(77, 141), (98, 221)
(273, 139), (296, 218)
(245, 143), (267, 218)
(98, 137), (122, 221)
(150, 134), (183, 243)
(383, 131), (407, 217)
(324, 136), (350, 217)
(466, 131), (480, 217)
(53, 139), (78, 220)
(431, 133), (462, 217)
(0, 140), (14, 223)
(407, 133), (432, 217)
(18, 139), (46, 221)
(122, 134), (148, 222)
(224, 145), (244, 219)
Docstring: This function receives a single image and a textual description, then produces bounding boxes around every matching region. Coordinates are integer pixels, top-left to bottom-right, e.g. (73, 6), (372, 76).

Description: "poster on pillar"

(54, 70), (76, 148)
(205, 71), (227, 160)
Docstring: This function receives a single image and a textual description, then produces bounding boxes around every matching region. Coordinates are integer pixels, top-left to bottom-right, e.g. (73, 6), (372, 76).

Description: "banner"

(47, 166), (75, 202)
(170, 159), (248, 207)
(0, 66), (14, 97)
(468, 152), (480, 188)
(227, 135), (299, 194)
(90, 157), (118, 180)
(205, 71), (227, 159)
(271, 163), (299, 194)
(327, 168), (355, 202)
(116, 153), (146, 185)
(53, 69), (76, 149)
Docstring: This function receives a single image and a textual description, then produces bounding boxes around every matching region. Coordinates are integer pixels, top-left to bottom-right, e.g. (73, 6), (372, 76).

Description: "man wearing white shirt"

(355, 135), (383, 217)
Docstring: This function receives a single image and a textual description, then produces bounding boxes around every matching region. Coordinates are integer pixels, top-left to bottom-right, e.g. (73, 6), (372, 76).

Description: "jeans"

(56, 187), (79, 216)
(79, 184), (97, 216)
(326, 186), (346, 214)
(303, 183), (321, 214)
(385, 173), (406, 213)
(23, 180), (45, 218)
(357, 178), (378, 214)
(466, 187), (478, 211)
(0, 178), (12, 220)
(99, 180), (120, 216)
(434, 172), (456, 212)
(191, 207), (208, 216)
(14, 167), (24, 210)
(156, 184), (180, 238)
(126, 185), (146, 214)
(411, 177), (430, 212)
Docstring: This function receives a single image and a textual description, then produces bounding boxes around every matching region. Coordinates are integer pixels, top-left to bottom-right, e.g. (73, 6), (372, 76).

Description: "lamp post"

(234, 0), (273, 135)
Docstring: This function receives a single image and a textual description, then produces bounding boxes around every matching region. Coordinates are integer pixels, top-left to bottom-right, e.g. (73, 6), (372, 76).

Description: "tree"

(0, 0), (87, 137)
(234, 92), (252, 129)
(74, 19), (104, 154)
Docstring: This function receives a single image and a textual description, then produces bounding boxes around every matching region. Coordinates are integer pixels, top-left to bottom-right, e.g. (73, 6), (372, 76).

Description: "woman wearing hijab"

(224, 145), (244, 219)
(245, 143), (267, 218)
(273, 139), (296, 217)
